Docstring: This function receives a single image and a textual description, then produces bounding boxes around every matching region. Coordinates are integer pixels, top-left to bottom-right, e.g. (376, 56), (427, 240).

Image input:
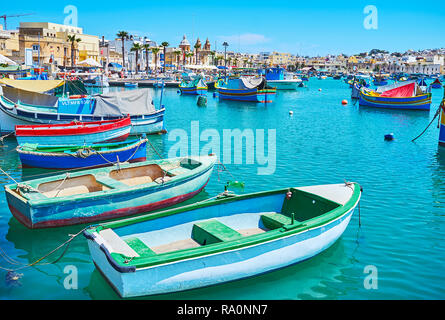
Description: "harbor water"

(0, 79), (444, 299)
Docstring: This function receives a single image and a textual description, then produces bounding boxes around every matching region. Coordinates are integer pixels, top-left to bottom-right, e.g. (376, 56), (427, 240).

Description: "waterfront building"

(17, 22), (100, 67)
(0, 25), (19, 62)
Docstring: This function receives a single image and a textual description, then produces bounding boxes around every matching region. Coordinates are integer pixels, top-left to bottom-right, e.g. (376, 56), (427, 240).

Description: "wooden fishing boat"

(217, 77), (276, 103)
(0, 84), (165, 135)
(15, 117), (132, 146)
(179, 78), (208, 95)
(264, 67), (301, 90)
(440, 99), (445, 147)
(83, 182), (361, 297)
(373, 76), (388, 86)
(431, 78), (442, 89)
(16, 138), (148, 170)
(359, 81), (431, 110)
(4, 155), (216, 228)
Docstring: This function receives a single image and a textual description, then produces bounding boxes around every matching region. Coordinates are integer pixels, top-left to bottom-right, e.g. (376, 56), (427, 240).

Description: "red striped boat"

(15, 117), (131, 146)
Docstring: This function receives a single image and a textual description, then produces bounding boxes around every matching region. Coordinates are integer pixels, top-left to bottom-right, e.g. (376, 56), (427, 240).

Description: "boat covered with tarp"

(83, 182), (361, 297)
(5, 154), (217, 228)
(359, 80), (432, 110)
(217, 76), (276, 103)
(0, 80), (165, 135)
(17, 138), (148, 169)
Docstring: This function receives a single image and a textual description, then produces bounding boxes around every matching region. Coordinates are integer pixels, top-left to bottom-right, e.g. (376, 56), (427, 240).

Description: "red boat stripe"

(15, 116), (131, 137)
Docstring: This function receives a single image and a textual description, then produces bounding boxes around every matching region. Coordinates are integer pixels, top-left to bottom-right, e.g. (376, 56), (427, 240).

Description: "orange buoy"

(342, 99), (348, 105)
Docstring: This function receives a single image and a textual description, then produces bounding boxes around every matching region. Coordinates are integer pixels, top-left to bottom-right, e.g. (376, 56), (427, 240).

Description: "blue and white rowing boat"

(83, 182), (361, 297)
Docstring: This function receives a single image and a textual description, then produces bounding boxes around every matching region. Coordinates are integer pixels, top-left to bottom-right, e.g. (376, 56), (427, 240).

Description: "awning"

(0, 53), (17, 66)
(77, 58), (102, 68)
(0, 78), (65, 93)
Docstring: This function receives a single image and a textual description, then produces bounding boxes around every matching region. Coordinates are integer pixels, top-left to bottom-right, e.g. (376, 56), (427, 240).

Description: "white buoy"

(289, 111), (293, 115)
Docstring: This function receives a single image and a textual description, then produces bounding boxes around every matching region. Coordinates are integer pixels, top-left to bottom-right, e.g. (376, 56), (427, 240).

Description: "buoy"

(213, 92), (217, 98)
(177, 90), (180, 94)
(289, 111), (293, 115)
(197, 95), (207, 106)
(319, 88), (322, 91)
(384, 133), (394, 141)
(342, 99), (348, 105)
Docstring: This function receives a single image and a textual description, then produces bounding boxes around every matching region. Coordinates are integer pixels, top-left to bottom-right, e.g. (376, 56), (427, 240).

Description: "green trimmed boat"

(84, 182), (362, 297)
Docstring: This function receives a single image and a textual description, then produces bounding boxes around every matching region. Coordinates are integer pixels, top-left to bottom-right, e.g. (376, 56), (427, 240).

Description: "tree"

(194, 43), (200, 64)
(130, 43), (143, 73)
(209, 51), (216, 66)
(143, 44), (151, 74)
(67, 34), (81, 67)
(161, 41), (169, 73)
(116, 31), (129, 70)
(151, 47), (161, 73)
(173, 50), (182, 68)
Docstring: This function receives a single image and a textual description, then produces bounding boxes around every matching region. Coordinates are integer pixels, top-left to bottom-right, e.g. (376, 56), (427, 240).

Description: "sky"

(2, 0), (445, 56)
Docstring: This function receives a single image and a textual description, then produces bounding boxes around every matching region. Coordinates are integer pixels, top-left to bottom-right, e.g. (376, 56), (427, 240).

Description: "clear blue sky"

(2, 0), (444, 56)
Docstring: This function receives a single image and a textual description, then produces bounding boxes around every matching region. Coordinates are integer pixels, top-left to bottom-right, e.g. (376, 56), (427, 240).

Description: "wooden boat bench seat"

(95, 175), (128, 189)
(261, 213), (304, 230)
(124, 237), (156, 257)
(192, 219), (243, 245)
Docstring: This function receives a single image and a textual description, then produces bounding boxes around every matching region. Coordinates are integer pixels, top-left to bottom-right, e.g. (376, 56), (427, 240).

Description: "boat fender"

(99, 244), (136, 273)
(286, 191), (292, 199)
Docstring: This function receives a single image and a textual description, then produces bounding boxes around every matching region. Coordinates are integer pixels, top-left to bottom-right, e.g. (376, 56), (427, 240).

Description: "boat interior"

(101, 189), (341, 259)
(15, 158), (203, 199)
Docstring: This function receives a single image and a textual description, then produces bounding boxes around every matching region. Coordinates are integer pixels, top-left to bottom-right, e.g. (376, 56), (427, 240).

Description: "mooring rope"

(0, 132), (14, 144)
(145, 137), (163, 159)
(412, 98), (444, 142)
(0, 225), (98, 274)
(0, 166), (40, 193)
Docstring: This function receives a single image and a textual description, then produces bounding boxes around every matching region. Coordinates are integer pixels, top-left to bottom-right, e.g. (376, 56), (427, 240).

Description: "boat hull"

(179, 86), (207, 95)
(0, 98), (165, 135)
(217, 88), (276, 103)
(5, 156), (216, 228)
(18, 140), (147, 170)
(440, 107), (445, 147)
(87, 204), (356, 298)
(266, 80), (301, 90)
(15, 126), (131, 146)
(359, 90), (431, 110)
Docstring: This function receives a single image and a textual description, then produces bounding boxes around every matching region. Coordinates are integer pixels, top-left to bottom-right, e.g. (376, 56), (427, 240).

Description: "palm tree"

(185, 52), (194, 65)
(116, 31), (129, 70)
(173, 50), (182, 68)
(130, 43), (143, 73)
(161, 42), (169, 73)
(194, 43), (200, 65)
(209, 51), (216, 66)
(142, 44), (151, 74)
(67, 34), (81, 67)
(151, 47), (161, 73)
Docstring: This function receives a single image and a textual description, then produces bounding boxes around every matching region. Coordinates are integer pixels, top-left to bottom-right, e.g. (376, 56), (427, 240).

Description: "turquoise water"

(0, 79), (444, 299)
